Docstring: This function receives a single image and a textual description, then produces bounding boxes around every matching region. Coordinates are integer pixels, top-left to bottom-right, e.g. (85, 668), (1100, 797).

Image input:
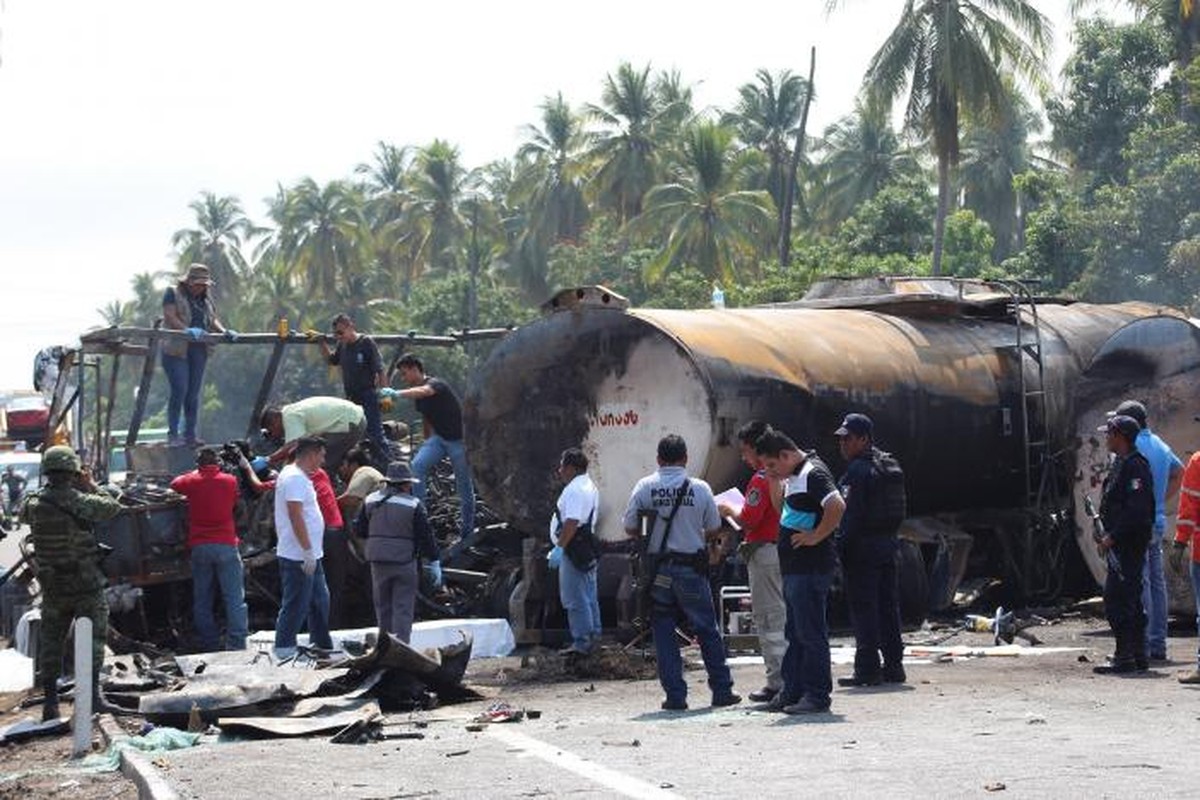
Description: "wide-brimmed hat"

(384, 461), (420, 484)
(183, 263), (214, 285)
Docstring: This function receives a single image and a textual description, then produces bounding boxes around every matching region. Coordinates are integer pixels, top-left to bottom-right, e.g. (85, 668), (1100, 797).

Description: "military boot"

(41, 681), (60, 722)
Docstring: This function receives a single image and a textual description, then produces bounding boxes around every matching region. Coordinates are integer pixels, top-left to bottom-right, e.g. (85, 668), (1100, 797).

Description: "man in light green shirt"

(261, 397), (366, 470)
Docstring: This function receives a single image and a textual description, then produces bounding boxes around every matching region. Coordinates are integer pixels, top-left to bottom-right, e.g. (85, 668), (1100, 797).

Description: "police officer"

(834, 413), (907, 687)
(1094, 414), (1156, 674)
(22, 445), (122, 720)
(622, 434), (740, 711)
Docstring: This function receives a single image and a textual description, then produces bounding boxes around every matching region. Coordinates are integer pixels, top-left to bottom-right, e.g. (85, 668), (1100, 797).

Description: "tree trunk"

(933, 152), (950, 277)
(779, 47), (816, 268)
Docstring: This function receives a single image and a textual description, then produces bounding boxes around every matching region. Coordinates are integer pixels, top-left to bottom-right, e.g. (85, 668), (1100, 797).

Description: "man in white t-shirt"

(549, 447), (601, 656)
(273, 436), (333, 657)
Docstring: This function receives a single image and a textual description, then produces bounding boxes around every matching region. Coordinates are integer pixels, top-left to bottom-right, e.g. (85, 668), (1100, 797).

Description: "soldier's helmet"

(42, 445), (82, 474)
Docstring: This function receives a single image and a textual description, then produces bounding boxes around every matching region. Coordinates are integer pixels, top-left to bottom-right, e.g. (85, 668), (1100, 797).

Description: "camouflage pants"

(38, 587), (108, 686)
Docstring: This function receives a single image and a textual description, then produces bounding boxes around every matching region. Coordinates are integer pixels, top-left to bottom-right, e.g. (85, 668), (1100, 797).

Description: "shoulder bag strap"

(653, 479), (690, 555)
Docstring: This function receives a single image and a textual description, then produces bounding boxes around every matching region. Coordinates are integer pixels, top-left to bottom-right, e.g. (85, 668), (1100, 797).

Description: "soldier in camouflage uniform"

(22, 445), (122, 720)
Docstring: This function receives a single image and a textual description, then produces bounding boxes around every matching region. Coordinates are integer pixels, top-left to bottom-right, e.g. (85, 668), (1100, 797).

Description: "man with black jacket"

(834, 413), (907, 687)
(1094, 414), (1156, 674)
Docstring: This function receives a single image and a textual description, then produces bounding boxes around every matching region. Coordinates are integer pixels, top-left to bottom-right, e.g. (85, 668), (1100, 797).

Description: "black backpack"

(865, 449), (907, 532)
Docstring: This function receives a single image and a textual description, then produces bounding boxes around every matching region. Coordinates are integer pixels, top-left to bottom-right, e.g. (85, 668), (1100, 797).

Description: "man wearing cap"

(1170, 436), (1200, 683)
(319, 313), (389, 467)
(355, 461), (441, 643)
(834, 412), (907, 687)
(1107, 400), (1182, 662)
(623, 434), (741, 711)
(161, 263), (234, 447)
(170, 447), (248, 651)
(1094, 415), (1156, 674)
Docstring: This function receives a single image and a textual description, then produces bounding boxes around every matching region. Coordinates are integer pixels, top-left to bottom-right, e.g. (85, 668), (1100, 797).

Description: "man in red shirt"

(170, 447), (248, 651)
(311, 466), (349, 629)
(718, 421), (787, 703)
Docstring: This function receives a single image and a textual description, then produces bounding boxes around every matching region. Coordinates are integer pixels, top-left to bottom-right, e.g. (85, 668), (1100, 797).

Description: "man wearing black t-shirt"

(755, 430), (845, 715)
(384, 353), (475, 542)
(321, 313), (387, 466)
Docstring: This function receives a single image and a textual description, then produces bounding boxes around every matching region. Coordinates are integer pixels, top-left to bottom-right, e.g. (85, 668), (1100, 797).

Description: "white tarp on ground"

(0, 648), (34, 691)
(726, 643), (1084, 668)
(247, 618), (516, 659)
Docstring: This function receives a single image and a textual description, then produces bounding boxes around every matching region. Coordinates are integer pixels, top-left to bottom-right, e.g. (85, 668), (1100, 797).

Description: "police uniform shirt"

(778, 454), (840, 574)
(622, 465), (720, 553)
(1101, 450), (1155, 549)
(550, 473), (599, 545)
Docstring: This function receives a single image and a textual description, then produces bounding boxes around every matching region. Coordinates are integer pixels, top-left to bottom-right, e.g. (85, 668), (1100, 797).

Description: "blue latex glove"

(250, 456), (269, 473)
(185, 327), (205, 341)
(422, 559), (444, 589)
(547, 546), (563, 570)
(378, 387), (399, 399)
(223, 329), (239, 342)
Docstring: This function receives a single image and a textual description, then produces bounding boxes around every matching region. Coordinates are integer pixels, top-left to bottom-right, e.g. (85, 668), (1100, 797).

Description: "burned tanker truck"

(464, 277), (1200, 643)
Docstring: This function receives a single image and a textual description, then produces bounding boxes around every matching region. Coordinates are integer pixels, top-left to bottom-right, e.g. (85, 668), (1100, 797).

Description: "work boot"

(747, 686), (779, 703)
(881, 665), (907, 684)
(1178, 669), (1200, 685)
(711, 692), (742, 708)
(41, 681), (60, 723)
(1093, 658), (1138, 675)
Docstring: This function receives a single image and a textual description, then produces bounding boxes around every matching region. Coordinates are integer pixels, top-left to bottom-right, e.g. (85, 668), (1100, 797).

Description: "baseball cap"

(1103, 415), (1142, 442)
(835, 413), (873, 438)
(1105, 400), (1147, 430)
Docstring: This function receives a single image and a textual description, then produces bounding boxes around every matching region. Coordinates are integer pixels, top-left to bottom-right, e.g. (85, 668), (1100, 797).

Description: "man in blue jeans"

(549, 447), (602, 656)
(622, 435), (740, 711)
(170, 447), (248, 651)
(382, 354), (475, 543)
(1107, 400), (1182, 662)
(755, 430), (845, 714)
(273, 436), (333, 659)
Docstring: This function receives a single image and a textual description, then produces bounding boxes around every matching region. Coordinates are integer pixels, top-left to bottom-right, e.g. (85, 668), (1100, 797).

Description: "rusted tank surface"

(464, 283), (1182, 552)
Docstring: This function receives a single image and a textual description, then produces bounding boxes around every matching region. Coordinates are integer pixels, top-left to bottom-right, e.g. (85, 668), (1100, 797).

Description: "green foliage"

(1047, 18), (1170, 192)
(835, 178), (934, 259)
(940, 210), (996, 278)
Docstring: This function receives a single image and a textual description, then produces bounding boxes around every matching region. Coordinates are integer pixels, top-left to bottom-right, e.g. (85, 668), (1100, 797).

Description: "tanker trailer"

(463, 279), (1192, 640)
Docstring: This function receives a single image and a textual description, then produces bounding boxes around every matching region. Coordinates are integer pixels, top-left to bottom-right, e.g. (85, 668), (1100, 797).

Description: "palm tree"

(511, 93), (591, 299)
(410, 140), (470, 272)
(587, 63), (674, 222)
(628, 122), (776, 284)
(856, 0), (1051, 274)
(356, 141), (420, 301)
(170, 192), (264, 304)
(814, 98), (920, 229)
(276, 178), (370, 307)
(956, 82), (1048, 260)
(722, 69), (809, 238)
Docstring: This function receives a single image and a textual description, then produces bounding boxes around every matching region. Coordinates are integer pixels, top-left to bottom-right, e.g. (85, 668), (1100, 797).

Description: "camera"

(219, 440), (251, 466)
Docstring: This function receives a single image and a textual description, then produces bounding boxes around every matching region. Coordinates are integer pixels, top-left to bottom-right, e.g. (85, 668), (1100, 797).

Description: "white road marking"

(488, 726), (684, 800)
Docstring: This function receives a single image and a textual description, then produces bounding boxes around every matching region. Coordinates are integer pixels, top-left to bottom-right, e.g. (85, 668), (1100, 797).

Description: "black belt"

(659, 551), (707, 570)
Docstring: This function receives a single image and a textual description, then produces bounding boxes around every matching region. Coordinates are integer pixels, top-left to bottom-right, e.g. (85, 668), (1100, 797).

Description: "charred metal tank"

(465, 279), (1199, 617)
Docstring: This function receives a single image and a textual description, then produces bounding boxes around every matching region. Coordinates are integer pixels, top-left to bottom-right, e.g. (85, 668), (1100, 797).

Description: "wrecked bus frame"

(464, 278), (1200, 643)
(21, 323), (515, 645)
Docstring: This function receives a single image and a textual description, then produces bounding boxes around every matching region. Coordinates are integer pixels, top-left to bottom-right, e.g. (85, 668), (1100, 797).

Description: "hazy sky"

(0, 0), (1127, 392)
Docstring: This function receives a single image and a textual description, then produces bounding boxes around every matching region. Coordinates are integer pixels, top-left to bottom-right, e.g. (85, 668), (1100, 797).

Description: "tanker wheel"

(897, 538), (930, 627)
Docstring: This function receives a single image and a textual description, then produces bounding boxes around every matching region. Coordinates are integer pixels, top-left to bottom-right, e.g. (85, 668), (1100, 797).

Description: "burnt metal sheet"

(216, 698), (380, 737)
(138, 657), (348, 716)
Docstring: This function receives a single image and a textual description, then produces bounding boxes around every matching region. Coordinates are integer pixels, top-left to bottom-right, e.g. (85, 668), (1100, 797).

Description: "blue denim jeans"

(191, 543), (249, 651)
(1141, 526), (1168, 656)
(162, 345), (209, 440)
(559, 557), (601, 651)
(349, 388), (389, 468)
(1191, 561), (1200, 667)
(781, 571), (833, 708)
(411, 435), (475, 540)
(275, 557), (333, 652)
(650, 561), (733, 705)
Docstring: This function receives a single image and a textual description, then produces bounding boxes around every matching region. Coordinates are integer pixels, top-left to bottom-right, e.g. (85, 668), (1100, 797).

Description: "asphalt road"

(152, 620), (1200, 799)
